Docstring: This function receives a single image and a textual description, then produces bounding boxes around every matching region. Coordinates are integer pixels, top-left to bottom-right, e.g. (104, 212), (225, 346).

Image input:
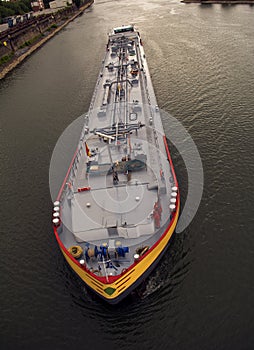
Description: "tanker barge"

(52, 25), (180, 304)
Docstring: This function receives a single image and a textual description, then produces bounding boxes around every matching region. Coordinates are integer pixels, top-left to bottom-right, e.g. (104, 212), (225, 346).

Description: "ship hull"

(52, 25), (180, 304)
(54, 200), (179, 304)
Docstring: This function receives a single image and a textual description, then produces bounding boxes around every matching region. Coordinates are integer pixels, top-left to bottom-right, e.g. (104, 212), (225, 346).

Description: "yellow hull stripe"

(61, 203), (179, 301)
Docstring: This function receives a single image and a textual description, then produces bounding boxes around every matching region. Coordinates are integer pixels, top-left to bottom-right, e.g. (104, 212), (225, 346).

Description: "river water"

(1, 1), (254, 349)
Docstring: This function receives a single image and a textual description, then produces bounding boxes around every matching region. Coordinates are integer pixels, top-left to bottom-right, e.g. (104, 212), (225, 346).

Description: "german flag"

(85, 142), (91, 157)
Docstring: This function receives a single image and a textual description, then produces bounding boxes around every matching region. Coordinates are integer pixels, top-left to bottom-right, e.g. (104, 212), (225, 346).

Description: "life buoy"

(68, 245), (83, 259)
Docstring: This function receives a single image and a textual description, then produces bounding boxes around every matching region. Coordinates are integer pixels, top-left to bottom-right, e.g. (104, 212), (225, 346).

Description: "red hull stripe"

(163, 135), (178, 187)
(56, 146), (79, 201)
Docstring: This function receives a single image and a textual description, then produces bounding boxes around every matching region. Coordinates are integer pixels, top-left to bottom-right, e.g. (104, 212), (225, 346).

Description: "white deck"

(58, 26), (176, 275)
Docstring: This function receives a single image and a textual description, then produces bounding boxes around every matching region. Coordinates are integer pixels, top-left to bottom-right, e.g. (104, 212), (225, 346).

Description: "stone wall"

(0, 0), (94, 77)
(0, 7), (75, 60)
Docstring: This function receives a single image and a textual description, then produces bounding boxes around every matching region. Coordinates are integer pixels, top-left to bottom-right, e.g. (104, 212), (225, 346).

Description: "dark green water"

(1, 1), (254, 349)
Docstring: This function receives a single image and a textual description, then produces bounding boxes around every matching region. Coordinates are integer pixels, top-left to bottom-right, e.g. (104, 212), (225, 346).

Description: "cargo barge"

(52, 25), (180, 304)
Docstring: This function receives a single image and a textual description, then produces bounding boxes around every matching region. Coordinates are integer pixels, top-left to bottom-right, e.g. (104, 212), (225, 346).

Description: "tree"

(0, 0), (32, 23)
(0, 6), (15, 22)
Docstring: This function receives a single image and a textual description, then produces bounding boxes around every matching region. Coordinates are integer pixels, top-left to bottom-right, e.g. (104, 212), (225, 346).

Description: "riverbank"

(0, 1), (94, 80)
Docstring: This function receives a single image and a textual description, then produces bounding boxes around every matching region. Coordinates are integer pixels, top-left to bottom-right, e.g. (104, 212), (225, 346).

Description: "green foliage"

(45, 23), (58, 32)
(0, 52), (13, 66)
(19, 40), (31, 48)
(18, 34), (42, 48)
(0, 0), (33, 22)
(0, 6), (14, 22)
